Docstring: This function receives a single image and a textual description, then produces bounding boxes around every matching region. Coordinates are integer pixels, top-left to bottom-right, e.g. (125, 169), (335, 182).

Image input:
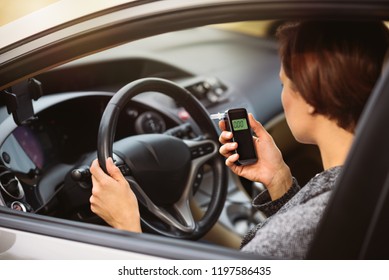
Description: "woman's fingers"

(219, 142), (237, 156)
(218, 130), (233, 144)
(218, 119), (226, 131)
(218, 117), (240, 164)
(225, 153), (239, 167)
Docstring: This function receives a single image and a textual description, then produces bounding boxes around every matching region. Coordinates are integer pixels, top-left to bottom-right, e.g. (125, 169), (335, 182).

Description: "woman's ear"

(307, 104), (316, 114)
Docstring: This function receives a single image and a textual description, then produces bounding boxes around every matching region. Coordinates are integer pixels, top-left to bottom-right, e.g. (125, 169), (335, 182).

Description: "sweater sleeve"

(252, 178), (300, 217)
(241, 166), (342, 259)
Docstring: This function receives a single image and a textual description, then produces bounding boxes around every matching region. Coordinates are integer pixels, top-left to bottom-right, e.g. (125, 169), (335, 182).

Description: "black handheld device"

(225, 108), (257, 165)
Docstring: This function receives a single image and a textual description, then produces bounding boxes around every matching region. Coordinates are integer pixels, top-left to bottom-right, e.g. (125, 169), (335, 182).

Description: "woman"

(89, 21), (389, 259)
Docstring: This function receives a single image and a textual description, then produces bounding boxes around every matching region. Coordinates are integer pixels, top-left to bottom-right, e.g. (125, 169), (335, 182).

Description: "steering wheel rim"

(97, 77), (227, 240)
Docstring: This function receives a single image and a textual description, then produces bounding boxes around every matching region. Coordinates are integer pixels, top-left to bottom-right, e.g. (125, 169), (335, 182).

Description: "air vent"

(184, 77), (229, 107)
(0, 165), (24, 199)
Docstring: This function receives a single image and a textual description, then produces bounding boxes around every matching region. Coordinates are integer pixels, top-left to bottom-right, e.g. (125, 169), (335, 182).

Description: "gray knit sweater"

(240, 166), (342, 259)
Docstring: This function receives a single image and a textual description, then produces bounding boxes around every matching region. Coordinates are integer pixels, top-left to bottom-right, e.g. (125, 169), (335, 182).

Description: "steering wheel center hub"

(114, 134), (191, 205)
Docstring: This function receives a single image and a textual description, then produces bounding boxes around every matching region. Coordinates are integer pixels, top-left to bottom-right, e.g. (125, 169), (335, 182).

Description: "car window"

(211, 20), (279, 38)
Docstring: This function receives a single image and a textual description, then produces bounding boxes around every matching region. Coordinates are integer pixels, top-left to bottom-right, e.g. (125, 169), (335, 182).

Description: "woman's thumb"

(248, 113), (266, 138)
(106, 157), (124, 180)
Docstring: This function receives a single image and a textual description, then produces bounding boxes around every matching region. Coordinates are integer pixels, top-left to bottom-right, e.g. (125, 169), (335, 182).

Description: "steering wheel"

(97, 77), (227, 240)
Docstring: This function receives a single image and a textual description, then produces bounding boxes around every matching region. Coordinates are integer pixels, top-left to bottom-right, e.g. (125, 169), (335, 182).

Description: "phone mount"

(3, 78), (42, 125)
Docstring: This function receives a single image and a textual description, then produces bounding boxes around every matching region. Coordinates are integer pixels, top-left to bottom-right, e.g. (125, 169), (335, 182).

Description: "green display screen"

(232, 118), (248, 131)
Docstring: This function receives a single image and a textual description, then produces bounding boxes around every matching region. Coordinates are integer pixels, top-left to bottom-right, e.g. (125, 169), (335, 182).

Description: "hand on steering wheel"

(90, 157), (141, 233)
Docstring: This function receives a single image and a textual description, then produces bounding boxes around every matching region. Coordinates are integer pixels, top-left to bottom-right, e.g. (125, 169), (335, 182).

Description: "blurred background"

(0, 0), (59, 26)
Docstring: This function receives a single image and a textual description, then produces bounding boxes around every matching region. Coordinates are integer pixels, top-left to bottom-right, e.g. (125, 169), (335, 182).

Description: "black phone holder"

(3, 78), (42, 125)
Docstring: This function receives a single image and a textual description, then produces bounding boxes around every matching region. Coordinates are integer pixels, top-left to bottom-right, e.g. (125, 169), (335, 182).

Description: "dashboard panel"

(1, 93), (182, 173)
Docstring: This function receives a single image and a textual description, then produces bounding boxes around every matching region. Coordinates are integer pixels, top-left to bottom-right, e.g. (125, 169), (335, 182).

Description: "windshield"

(0, 0), (136, 49)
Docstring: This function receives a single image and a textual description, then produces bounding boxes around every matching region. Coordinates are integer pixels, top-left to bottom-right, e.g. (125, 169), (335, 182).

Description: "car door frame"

(1, 0), (389, 259)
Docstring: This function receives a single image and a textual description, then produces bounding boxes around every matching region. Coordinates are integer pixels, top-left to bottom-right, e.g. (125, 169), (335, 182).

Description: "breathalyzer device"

(211, 108), (257, 165)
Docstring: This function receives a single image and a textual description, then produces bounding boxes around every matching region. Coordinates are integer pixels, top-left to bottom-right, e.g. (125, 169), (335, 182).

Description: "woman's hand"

(89, 157), (142, 233)
(219, 113), (293, 200)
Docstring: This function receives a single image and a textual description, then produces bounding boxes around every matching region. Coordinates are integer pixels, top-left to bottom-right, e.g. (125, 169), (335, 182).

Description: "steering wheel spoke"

(183, 138), (219, 193)
(126, 176), (196, 232)
(185, 139), (219, 163)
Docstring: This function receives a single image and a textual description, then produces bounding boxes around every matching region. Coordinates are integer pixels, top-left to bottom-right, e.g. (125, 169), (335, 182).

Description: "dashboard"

(1, 94), (183, 174)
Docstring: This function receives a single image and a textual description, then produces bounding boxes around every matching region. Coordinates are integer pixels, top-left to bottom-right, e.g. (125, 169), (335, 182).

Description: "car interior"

(0, 20), (326, 250)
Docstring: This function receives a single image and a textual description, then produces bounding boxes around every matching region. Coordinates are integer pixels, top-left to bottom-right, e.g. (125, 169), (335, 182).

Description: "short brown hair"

(277, 21), (389, 132)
